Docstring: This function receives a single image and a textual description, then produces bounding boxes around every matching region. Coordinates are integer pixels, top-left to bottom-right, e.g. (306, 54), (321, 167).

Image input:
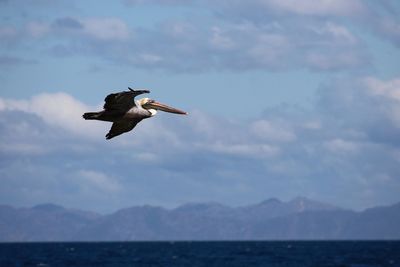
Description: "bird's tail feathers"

(82, 112), (100, 120)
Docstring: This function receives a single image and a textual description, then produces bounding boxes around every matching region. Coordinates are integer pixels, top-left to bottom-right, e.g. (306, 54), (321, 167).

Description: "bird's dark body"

(83, 108), (151, 122)
(83, 88), (151, 139)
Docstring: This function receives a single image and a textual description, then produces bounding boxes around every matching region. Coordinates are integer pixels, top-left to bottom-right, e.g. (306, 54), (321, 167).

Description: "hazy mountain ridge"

(0, 203), (101, 241)
(1, 198), (399, 241)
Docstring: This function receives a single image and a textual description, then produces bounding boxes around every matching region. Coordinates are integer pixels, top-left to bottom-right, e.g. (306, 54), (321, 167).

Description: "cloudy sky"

(1, 0), (400, 213)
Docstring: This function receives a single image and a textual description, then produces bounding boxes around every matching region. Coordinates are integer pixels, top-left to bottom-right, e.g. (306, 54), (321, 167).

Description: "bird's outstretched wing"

(103, 88), (150, 114)
(105, 119), (143, 139)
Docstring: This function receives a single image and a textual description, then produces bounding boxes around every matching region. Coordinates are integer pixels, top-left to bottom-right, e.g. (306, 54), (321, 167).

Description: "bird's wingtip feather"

(128, 87), (150, 94)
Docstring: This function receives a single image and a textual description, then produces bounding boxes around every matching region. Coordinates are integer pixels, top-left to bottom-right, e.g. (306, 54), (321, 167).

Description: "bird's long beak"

(147, 101), (188, 115)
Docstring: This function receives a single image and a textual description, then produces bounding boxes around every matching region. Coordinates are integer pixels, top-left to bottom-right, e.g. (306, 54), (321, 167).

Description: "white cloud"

(0, 98), (28, 111)
(209, 27), (235, 50)
(136, 53), (163, 64)
(133, 152), (160, 163)
(0, 93), (105, 138)
(78, 170), (122, 193)
(127, 0), (365, 16)
(251, 120), (296, 142)
(363, 77), (400, 127)
(247, 33), (290, 67)
(2, 1), (395, 73)
(306, 50), (365, 70)
(187, 110), (231, 140)
(80, 18), (130, 41)
(2, 10), (369, 72)
(124, 0), (192, 6)
(26, 21), (50, 38)
(0, 143), (48, 155)
(262, 0), (366, 17)
(20, 16), (131, 41)
(209, 141), (280, 158)
(324, 138), (359, 153)
(311, 22), (358, 44)
(303, 121), (321, 130)
(365, 77), (400, 101)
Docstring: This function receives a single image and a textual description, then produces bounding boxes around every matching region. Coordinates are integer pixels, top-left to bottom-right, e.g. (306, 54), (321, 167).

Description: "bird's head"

(139, 98), (188, 116)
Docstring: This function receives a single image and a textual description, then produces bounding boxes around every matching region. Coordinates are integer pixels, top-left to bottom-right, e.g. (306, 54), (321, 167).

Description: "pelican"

(83, 87), (187, 139)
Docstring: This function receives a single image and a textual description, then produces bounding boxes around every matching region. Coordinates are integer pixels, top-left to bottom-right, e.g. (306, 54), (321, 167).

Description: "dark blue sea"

(0, 241), (399, 267)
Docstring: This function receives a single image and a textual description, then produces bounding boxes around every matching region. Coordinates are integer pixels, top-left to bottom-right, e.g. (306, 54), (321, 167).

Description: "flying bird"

(83, 87), (187, 139)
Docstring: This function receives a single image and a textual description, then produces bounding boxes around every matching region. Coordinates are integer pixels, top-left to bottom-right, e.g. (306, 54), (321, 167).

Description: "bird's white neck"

(136, 98), (157, 117)
(148, 109), (157, 116)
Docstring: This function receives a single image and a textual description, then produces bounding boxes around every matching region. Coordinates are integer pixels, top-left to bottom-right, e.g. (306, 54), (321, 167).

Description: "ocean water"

(0, 241), (399, 267)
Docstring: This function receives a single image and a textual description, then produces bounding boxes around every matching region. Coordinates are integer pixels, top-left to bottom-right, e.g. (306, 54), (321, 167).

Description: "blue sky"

(1, 0), (400, 213)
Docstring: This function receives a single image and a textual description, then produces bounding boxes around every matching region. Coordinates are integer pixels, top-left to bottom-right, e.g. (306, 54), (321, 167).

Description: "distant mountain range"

(1, 197), (399, 241)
